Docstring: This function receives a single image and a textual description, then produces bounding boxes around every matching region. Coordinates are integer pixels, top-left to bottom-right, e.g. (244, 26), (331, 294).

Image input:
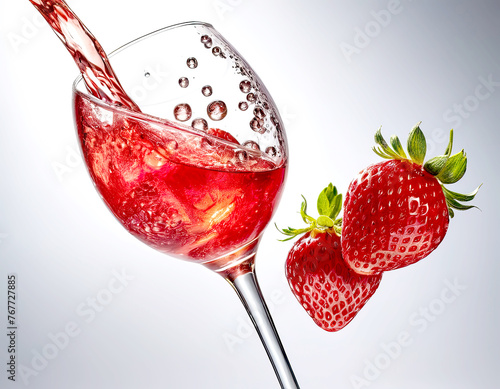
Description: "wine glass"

(73, 22), (298, 388)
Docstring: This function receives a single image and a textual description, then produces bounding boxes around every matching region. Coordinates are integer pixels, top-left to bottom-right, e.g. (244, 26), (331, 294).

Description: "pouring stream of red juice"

(29, 0), (140, 111)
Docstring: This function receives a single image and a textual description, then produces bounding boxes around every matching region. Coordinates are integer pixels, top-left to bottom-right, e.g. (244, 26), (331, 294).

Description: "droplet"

(200, 35), (213, 49)
(201, 35), (212, 48)
(243, 140), (260, 151)
(165, 140), (177, 151)
(186, 57), (198, 69)
(239, 80), (251, 93)
(192, 118), (208, 131)
(236, 150), (248, 163)
(250, 117), (265, 133)
(207, 101), (228, 121)
(238, 101), (248, 111)
(271, 115), (280, 128)
(246, 93), (256, 103)
(144, 72), (151, 78)
(178, 77), (189, 88)
(253, 107), (265, 119)
(201, 85), (213, 97)
(212, 47), (221, 56)
(265, 146), (277, 157)
(173, 103), (192, 122)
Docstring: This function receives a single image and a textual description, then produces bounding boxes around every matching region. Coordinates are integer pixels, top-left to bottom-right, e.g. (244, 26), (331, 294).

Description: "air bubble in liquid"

(236, 150), (248, 163)
(271, 115), (280, 128)
(178, 77), (189, 88)
(202, 85), (213, 97)
(246, 93), (256, 103)
(166, 140), (179, 151)
(265, 146), (277, 157)
(250, 117), (265, 133)
(207, 101), (228, 121)
(201, 35), (212, 48)
(187, 57), (198, 69)
(212, 47), (221, 56)
(238, 102), (248, 111)
(173, 103), (192, 122)
(144, 72), (151, 78)
(239, 80), (251, 93)
(253, 107), (265, 119)
(243, 140), (260, 151)
(192, 118), (208, 131)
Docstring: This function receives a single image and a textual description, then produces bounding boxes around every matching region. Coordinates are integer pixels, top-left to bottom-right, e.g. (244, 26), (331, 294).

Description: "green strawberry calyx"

(277, 183), (342, 241)
(372, 122), (480, 218)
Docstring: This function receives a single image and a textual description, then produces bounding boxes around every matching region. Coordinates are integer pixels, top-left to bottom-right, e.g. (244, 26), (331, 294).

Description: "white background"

(1, 1), (499, 388)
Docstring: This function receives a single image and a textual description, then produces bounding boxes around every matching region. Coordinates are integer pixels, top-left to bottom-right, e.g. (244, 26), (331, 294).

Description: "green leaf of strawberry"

(436, 149), (467, 184)
(277, 183), (342, 241)
(317, 183), (339, 218)
(407, 122), (427, 164)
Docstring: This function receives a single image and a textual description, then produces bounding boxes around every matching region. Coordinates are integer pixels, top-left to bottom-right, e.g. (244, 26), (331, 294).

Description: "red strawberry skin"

(286, 229), (382, 331)
(206, 128), (240, 144)
(342, 159), (449, 275)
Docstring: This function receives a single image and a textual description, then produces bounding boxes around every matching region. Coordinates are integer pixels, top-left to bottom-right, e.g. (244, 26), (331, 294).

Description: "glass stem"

(229, 271), (300, 389)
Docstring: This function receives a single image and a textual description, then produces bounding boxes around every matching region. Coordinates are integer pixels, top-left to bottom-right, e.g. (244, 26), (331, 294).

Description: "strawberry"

(206, 128), (240, 144)
(279, 184), (382, 331)
(342, 123), (480, 275)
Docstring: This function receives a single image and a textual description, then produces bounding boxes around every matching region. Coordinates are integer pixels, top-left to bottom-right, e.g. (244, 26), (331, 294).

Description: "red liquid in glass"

(74, 94), (286, 267)
(31, 0), (287, 271)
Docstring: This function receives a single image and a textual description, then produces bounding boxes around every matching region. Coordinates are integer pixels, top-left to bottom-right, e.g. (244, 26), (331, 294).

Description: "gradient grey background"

(1, 1), (498, 388)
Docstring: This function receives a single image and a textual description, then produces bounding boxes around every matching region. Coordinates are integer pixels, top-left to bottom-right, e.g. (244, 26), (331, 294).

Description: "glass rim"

(110, 21), (214, 57)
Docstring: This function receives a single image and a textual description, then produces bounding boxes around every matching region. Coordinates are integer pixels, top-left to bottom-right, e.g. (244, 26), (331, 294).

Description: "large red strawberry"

(342, 124), (479, 275)
(279, 184), (382, 331)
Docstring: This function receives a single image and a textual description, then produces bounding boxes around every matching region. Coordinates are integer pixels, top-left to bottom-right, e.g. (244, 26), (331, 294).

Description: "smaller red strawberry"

(278, 184), (382, 332)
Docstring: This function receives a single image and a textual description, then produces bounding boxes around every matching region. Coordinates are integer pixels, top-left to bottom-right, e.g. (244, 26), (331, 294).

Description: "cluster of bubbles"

(169, 34), (280, 159)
